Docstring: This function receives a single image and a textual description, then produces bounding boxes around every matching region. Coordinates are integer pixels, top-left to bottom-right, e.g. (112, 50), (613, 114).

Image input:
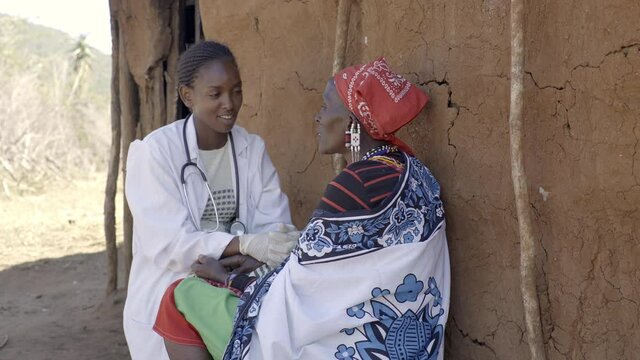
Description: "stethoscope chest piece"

(229, 221), (246, 236)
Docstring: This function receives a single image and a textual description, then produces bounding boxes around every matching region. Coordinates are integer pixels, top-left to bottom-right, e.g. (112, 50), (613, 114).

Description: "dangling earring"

(348, 121), (360, 163)
(345, 124), (352, 151)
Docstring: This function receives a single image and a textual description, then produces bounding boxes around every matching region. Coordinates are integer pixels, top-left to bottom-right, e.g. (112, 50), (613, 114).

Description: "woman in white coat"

(123, 41), (297, 360)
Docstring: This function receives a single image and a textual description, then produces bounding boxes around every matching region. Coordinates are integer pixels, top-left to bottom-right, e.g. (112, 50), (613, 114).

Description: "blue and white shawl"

(223, 154), (450, 360)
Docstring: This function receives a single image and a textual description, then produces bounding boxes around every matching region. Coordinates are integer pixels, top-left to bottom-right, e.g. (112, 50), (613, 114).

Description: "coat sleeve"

(125, 140), (234, 274)
(248, 139), (293, 233)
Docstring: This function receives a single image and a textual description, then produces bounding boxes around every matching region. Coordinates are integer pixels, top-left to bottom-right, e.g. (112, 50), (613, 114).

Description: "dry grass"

(0, 171), (123, 270)
(0, 17), (110, 197)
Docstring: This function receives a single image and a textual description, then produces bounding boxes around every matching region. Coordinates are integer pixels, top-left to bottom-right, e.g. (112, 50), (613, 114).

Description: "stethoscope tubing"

(180, 115), (242, 232)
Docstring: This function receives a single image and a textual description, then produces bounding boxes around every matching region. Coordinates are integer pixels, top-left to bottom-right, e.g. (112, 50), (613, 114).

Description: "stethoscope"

(180, 116), (247, 236)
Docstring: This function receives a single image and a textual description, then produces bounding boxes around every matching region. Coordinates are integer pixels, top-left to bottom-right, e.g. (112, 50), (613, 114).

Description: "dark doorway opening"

(177, 0), (204, 120)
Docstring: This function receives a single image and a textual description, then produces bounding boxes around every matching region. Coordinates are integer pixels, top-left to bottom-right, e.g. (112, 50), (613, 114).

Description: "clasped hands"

(191, 223), (300, 283)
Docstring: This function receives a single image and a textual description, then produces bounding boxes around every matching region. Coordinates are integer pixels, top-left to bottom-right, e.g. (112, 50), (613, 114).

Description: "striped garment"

(317, 152), (405, 213)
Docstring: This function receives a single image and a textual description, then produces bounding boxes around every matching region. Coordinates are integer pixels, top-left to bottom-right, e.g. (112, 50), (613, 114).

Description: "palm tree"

(68, 34), (93, 101)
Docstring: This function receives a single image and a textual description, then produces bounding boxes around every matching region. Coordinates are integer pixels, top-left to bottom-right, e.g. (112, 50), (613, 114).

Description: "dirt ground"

(0, 172), (130, 360)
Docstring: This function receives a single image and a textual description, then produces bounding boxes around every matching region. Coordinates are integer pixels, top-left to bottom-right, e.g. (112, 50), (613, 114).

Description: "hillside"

(0, 13), (112, 196)
(0, 13), (111, 101)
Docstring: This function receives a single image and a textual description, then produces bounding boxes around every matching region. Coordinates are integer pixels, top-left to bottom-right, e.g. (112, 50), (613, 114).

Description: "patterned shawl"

(224, 154), (450, 360)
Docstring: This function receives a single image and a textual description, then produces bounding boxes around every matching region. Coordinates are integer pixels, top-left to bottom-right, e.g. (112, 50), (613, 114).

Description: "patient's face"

(315, 80), (350, 155)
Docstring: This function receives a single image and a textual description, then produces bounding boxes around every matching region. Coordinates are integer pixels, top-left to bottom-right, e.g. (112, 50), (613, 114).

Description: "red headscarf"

(333, 58), (429, 155)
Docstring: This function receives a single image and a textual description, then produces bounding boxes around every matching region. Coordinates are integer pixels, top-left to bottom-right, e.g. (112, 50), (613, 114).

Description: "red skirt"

(153, 279), (206, 348)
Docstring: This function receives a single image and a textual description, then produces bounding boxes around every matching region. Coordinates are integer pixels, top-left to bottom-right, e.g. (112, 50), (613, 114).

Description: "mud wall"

(198, 1), (640, 358)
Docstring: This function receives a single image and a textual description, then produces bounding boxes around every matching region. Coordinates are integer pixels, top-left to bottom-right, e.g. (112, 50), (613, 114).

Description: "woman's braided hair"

(177, 41), (237, 87)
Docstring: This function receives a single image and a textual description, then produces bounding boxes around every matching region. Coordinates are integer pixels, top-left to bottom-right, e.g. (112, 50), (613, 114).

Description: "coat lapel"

(231, 126), (250, 226)
(182, 115), (208, 229)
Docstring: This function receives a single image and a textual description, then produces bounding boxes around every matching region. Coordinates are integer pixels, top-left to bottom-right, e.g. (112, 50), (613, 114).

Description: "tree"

(69, 34), (93, 101)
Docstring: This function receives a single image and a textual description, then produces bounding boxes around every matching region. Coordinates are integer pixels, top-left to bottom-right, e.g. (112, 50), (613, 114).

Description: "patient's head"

(325, 58), (430, 156)
(314, 79), (352, 155)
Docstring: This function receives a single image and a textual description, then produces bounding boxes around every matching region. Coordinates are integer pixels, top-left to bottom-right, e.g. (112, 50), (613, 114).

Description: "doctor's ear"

(178, 85), (194, 109)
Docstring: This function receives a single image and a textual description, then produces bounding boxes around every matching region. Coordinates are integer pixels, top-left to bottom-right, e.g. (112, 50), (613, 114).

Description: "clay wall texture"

(198, 1), (639, 358)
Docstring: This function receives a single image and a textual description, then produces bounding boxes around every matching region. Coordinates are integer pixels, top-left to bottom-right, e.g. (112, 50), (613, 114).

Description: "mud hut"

(105, 1), (640, 358)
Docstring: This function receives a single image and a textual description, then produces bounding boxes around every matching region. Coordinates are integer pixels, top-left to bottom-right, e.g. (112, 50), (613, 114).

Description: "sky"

(0, 0), (112, 54)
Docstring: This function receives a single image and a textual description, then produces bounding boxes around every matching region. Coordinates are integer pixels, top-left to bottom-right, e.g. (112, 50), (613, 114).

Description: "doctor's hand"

(191, 255), (228, 283)
(220, 254), (263, 275)
(238, 223), (301, 267)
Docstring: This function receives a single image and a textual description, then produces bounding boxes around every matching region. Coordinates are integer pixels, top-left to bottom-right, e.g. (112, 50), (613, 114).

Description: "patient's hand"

(191, 255), (228, 282)
(220, 254), (264, 275)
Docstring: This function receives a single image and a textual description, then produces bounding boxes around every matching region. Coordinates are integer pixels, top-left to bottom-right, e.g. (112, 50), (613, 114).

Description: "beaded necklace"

(361, 145), (404, 169)
(362, 145), (398, 161)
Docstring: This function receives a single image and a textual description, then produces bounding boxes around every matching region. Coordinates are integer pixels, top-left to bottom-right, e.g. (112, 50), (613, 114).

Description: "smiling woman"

(121, 40), (298, 360)
(176, 45), (243, 150)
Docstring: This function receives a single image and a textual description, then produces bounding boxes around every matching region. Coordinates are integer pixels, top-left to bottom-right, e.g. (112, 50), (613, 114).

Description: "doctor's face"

(314, 79), (350, 155)
(180, 59), (243, 135)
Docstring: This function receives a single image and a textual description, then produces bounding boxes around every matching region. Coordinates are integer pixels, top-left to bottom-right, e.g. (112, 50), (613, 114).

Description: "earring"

(345, 125), (351, 150)
(349, 121), (361, 163)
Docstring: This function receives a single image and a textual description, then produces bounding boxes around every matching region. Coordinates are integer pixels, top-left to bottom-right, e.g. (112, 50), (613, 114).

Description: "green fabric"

(174, 276), (239, 360)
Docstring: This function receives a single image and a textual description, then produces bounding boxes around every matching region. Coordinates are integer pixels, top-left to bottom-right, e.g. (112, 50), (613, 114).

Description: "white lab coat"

(122, 116), (292, 360)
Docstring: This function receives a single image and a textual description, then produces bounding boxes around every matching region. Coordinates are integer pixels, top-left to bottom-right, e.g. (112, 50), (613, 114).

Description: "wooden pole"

(331, 0), (352, 175)
(104, 0), (121, 294)
(119, 27), (139, 286)
(508, 0), (547, 358)
(114, 0), (180, 285)
(166, 0), (181, 126)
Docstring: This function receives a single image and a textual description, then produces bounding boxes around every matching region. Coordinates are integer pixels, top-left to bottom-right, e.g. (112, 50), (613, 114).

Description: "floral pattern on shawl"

(294, 155), (443, 264)
(338, 275), (445, 360)
(223, 154), (446, 360)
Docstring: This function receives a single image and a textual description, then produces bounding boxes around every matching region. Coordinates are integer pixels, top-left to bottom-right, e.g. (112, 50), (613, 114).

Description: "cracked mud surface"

(198, 1), (639, 358)
(3, 2), (634, 359)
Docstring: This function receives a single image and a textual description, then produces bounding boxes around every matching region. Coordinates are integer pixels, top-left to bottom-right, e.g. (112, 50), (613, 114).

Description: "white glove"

(239, 223), (300, 267)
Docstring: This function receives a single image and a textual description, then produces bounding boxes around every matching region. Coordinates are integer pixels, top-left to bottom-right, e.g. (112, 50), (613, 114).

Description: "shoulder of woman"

(341, 159), (384, 176)
(136, 121), (184, 154)
(127, 121), (183, 166)
(232, 125), (266, 151)
(331, 162), (372, 188)
(340, 159), (402, 185)
(329, 160), (382, 186)
(142, 119), (184, 143)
